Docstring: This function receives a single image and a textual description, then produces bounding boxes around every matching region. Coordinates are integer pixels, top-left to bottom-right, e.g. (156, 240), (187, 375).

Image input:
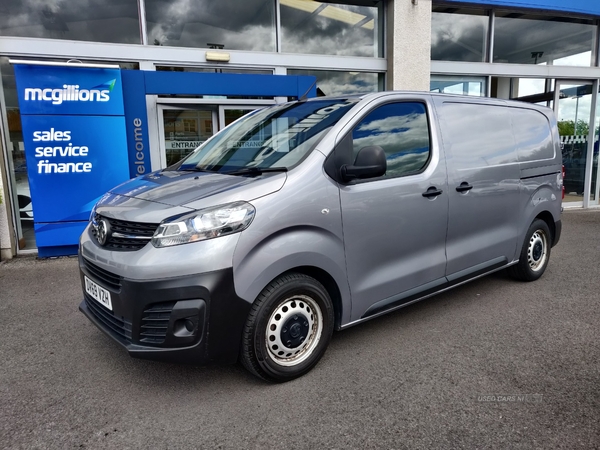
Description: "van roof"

(301, 91), (553, 112)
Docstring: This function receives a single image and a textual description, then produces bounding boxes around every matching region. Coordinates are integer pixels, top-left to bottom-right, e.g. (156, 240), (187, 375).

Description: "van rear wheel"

(240, 273), (334, 382)
(508, 219), (551, 281)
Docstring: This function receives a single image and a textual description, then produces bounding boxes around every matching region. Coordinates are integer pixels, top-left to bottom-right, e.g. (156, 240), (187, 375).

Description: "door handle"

(422, 186), (443, 198)
(456, 182), (473, 193)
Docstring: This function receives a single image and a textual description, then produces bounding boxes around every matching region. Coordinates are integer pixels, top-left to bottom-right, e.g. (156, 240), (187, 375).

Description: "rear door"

(434, 99), (521, 280)
(336, 97), (449, 322)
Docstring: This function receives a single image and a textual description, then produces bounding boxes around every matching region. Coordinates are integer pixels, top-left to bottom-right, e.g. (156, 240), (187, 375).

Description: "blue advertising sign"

(14, 63), (131, 257)
(21, 115), (130, 222)
(121, 70), (151, 177)
(14, 65), (124, 116)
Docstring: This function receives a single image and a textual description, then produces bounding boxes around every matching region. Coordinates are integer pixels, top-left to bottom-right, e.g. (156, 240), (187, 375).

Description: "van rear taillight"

(562, 165), (566, 200)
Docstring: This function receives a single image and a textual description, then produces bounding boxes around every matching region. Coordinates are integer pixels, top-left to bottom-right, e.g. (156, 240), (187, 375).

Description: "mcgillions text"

(33, 128), (92, 174)
(24, 84), (110, 105)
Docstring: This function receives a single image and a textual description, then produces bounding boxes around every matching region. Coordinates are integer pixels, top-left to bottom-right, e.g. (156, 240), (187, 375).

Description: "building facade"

(0, 0), (599, 259)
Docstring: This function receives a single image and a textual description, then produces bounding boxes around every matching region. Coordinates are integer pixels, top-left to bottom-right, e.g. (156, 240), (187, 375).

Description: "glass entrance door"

(554, 81), (595, 206)
(158, 107), (217, 168)
(219, 107), (257, 129)
(158, 105), (258, 168)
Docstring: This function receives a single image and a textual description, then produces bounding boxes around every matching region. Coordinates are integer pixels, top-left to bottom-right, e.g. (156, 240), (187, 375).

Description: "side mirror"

(341, 145), (387, 182)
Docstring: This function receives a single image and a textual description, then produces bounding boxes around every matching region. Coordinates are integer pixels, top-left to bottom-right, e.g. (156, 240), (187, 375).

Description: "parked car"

(79, 92), (562, 382)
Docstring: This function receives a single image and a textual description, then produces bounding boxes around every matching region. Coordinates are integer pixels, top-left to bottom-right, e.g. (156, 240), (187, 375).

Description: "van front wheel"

(509, 219), (552, 281)
(240, 273), (334, 382)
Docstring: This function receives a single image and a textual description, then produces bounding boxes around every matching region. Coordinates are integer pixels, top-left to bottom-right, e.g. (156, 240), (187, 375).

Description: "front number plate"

(84, 276), (112, 311)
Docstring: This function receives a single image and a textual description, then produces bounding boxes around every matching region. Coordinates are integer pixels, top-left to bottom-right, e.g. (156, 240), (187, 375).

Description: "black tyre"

(508, 219), (552, 282)
(240, 273), (334, 382)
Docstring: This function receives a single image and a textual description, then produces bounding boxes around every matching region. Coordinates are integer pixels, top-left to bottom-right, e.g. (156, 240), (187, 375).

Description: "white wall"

(387, 0), (432, 91)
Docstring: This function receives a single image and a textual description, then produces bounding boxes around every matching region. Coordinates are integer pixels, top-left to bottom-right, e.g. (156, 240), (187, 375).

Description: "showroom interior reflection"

(281, 0), (382, 57)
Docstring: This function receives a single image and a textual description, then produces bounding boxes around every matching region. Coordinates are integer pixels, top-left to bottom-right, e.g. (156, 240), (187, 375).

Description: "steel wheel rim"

(265, 294), (323, 367)
(527, 229), (548, 272)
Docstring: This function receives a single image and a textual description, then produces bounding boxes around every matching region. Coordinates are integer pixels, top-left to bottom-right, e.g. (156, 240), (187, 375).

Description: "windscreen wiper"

(173, 165), (214, 172)
(224, 167), (288, 176)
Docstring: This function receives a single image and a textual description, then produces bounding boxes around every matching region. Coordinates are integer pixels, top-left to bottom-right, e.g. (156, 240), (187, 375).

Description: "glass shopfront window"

(1, 57), (33, 249)
(494, 13), (596, 66)
(556, 83), (594, 203)
(281, 0), (382, 57)
(0, 0), (141, 43)
(287, 69), (383, 96)
(431, 8), (488, 62)
(146, 0), (276, 51)
(507, 78), (553, 107)
(591, 89), (600, 203)
(510, 78), (546, 99)
(430, 75), (486, 96)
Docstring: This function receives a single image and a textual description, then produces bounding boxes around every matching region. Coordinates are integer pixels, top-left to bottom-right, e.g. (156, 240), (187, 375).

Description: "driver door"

(337, 99), (449, 321)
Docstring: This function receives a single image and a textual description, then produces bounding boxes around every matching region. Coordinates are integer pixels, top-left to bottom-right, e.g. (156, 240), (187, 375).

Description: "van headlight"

(152, 201), (255, 248)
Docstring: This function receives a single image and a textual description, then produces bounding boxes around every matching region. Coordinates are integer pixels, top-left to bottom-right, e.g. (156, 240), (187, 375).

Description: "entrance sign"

(121, 70), (152, 177)
(14, 63), (130, 257)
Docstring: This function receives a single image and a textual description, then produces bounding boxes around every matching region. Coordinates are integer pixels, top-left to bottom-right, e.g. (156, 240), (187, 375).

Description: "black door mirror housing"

(341, 145), (387, 181)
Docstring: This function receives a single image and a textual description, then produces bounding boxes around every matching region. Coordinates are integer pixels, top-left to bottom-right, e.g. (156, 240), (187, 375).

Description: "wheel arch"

(233, 226), (351, 327)
(534, 210), (557, 245)
(279, 266), (343, 331)
(519, 180), (561, 253)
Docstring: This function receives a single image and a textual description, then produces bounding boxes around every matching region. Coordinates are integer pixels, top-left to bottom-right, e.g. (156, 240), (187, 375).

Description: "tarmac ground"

(0, 210), (599, 449)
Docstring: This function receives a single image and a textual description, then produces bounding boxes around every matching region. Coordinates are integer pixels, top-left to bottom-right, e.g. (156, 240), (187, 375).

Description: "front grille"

(85, 296), (133, 342)
(82, 258), (121, 291)
(140, 302), (176, 345)
(93, 214), (159, 251)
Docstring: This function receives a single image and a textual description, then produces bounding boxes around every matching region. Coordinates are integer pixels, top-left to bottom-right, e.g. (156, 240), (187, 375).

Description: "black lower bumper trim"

(79, 260), (251, 365)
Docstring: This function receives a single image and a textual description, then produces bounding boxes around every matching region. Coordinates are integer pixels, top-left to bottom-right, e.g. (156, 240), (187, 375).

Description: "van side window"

(510, 108), (554, 162)
(352, 102), (430, 179)
(438, 103), (517, 168)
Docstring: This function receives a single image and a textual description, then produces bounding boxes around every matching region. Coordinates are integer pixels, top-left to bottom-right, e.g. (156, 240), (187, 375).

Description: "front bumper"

(79, 255), (251, 365)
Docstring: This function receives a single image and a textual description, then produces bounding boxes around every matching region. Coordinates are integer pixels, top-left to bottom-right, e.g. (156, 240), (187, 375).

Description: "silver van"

(79, 92), (562, 382)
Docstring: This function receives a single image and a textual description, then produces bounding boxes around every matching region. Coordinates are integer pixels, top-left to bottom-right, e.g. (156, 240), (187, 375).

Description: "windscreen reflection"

(176, 99), (358, 172)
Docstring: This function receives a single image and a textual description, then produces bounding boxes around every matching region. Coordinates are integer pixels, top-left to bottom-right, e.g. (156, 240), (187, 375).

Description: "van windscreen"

(175, 99), (358, 173)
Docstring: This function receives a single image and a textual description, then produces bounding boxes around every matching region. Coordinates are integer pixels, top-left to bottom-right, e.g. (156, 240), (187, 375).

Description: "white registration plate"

(84, 276), (112, 311)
